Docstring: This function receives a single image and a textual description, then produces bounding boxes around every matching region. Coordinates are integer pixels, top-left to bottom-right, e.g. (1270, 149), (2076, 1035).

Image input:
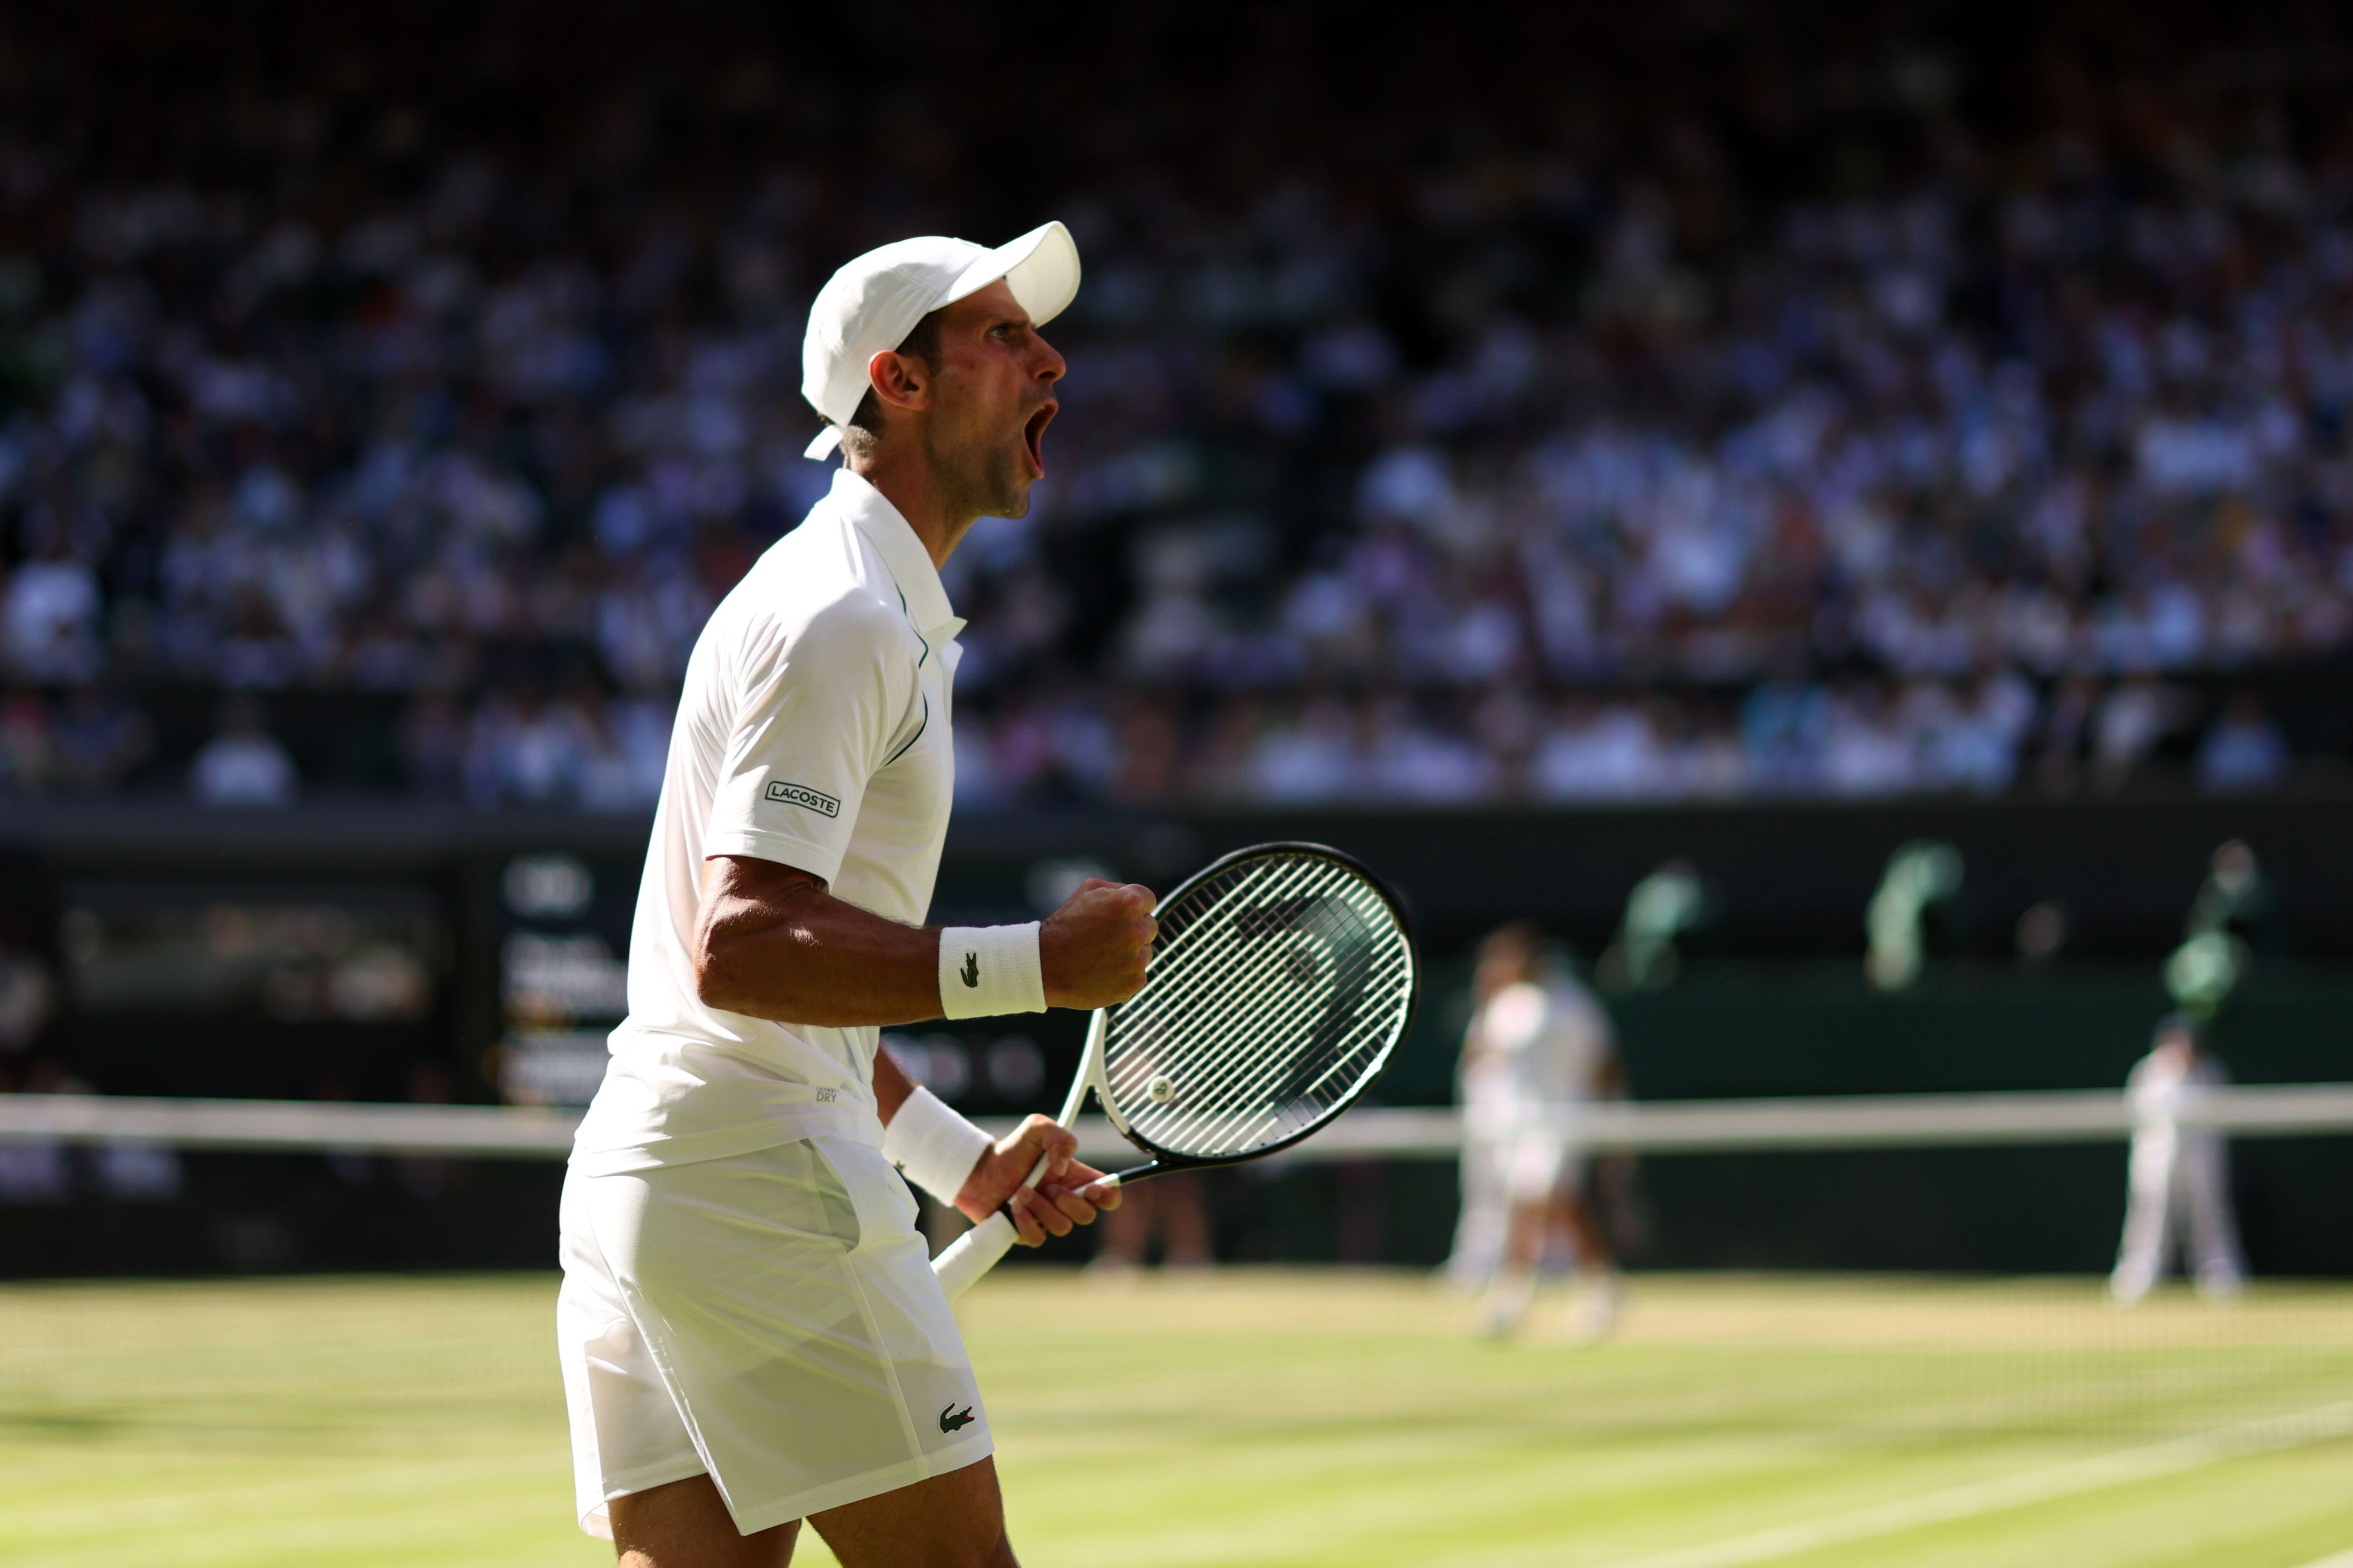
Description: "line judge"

(559, 222), (1152, 1567)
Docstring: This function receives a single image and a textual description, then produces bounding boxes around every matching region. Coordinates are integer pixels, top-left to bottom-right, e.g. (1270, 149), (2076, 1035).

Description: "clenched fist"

(1040, 878), (1157, 1010)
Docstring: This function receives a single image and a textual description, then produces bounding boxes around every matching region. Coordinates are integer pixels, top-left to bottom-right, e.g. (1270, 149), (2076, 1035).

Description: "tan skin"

(693, 852), (1155, 1242)
(608, 280), (1143, 1567)
(852, 277), (1066, 572)
(616, 1461), (1018, 1568)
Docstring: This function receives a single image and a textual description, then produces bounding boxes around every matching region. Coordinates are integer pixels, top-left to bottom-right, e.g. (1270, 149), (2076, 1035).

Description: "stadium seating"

(2, 4), (2351, 808)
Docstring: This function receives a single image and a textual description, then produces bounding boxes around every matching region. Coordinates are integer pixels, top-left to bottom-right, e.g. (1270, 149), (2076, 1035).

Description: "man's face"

(917, 279), (1066, 521)
(1474, 937), (1533, 1002)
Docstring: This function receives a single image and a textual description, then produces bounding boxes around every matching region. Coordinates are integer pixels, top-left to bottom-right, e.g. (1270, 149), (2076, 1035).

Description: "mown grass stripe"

(1586, 1401), (2353, 1568)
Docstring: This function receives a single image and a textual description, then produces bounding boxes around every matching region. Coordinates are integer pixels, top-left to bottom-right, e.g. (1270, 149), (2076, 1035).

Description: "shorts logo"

(939, 1402), (978, 1434)
(960, 953), (980, 989)
(765, 781), (841, 818)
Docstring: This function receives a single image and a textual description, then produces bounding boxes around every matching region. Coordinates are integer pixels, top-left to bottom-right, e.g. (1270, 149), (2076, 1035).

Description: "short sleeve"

(703, 598), (911, 886)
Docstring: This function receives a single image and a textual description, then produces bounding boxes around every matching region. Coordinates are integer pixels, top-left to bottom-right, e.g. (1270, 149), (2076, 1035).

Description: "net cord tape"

(3, 1085), (2350, 1161)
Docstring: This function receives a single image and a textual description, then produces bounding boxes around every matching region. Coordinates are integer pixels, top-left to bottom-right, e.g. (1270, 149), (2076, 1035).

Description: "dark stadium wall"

(3, 797), (2350, 1277)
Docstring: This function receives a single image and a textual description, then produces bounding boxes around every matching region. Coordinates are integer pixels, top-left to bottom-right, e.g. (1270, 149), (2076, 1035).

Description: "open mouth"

(1022, 401), (1056, 477)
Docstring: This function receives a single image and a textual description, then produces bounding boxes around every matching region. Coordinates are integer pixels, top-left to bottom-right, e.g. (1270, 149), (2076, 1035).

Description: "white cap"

(800, 220), (1082, 459)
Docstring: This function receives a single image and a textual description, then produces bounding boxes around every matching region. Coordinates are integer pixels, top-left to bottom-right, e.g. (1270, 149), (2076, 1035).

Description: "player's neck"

(845, 451), (977, 572)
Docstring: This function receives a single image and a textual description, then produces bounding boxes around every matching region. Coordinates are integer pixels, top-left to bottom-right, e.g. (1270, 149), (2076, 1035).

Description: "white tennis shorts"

(557, 1137), (993, 1538)
(1500, 1134), (1583, 1203)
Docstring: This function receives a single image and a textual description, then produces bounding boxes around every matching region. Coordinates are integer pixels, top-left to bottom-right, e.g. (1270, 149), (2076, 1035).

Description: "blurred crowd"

(1, 2), (2349, 809)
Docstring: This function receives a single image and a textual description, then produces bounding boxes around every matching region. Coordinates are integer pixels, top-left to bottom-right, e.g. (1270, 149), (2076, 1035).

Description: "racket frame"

(930, 840), (1418, 1297)
(1089, 839), (1419, 1177)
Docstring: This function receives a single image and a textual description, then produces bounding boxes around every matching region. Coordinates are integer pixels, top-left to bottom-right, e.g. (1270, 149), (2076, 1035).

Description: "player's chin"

(986, 459), (1037, 519)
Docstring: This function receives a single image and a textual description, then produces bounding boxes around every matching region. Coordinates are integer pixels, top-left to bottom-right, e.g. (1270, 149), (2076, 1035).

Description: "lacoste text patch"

(764, 780), (842, 817)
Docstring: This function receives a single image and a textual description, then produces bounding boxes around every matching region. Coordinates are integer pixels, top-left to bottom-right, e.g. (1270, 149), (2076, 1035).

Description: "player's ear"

(866, 349), (929, 414)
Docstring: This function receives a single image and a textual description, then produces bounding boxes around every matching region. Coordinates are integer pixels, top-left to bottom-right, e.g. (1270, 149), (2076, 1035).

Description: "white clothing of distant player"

(2111, 1030), (2246, 1303)
(1446, 970), (1616, 1288)
(560, 467), (986, 1537)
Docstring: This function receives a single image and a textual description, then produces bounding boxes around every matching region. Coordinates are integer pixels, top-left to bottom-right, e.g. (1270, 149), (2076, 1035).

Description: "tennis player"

(2110, 1012), (2246, 1304)
(559, 223), (1152, 1567)
(1453, 922), (1626, 1341)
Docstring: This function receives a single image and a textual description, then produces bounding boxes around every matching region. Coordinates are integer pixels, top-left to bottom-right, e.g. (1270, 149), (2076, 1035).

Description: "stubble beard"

(928, 420), (1034, 522)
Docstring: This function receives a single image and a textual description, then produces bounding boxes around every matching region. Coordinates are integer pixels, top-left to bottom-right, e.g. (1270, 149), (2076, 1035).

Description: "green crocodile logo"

(960, 953), (980, 989)
(939, 1402), (978, 1433)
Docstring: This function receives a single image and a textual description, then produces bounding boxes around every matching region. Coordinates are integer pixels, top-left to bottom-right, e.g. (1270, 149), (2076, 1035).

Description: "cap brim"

(938, 220), (1081, 328)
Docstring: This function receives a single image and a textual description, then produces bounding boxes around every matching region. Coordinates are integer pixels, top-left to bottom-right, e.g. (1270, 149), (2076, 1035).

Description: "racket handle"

(933, 1009), (1108, 1301)
(932, 1211), (1019, 1300)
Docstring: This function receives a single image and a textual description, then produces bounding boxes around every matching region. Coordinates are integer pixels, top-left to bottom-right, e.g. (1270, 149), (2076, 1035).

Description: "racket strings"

(1120, 855), (1333, 1027)
(1104, 868), (1338, 1142)
(1134, 926), (1408, 1152)
(1139, 864), (1401, 1076)
(1105, 853), (1412, 1158)
(1108, 858), (1349, 1076)
(1127, 934), (1405, 1155)
(1126, 856), (1403, 1057)
(1125, 856), (1394, 1050)
(1107, 856), (1344, 1140)
(1130, 887), (1396, 1125)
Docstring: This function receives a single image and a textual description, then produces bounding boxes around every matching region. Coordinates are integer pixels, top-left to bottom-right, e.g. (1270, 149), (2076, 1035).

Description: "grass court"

(1, 1269), (2348, 1567)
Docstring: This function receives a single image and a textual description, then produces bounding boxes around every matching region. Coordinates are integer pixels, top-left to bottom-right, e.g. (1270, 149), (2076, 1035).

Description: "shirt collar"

(828, 468), (965, 642)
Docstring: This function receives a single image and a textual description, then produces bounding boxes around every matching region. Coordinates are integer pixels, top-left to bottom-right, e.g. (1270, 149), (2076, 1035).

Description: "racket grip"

(932, 1210), (1020, 1300)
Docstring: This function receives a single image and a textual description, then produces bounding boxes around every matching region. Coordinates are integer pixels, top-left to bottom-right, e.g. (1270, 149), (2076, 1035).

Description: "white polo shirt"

(571, 468), (961, 1175)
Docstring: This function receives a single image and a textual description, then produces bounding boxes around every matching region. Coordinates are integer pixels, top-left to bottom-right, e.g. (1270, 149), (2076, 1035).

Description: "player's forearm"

(872, 1044), (917, 1123)
(693, 856), (944, 1026)
(695, 855), (1154, 1026)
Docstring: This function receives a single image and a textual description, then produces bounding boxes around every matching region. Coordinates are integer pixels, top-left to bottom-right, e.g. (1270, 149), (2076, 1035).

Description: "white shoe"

(1480, 1269), (1535, 1337)
(1087, 1253), (1140, 1290)
(1437, 1260), (1493, 1298)
(1569, 1272), (1624, 1343)
(2194, 1265), (2245, 1303)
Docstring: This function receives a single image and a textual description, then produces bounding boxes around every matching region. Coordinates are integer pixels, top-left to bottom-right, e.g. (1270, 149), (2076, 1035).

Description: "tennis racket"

(932, 841), (1419, 1298)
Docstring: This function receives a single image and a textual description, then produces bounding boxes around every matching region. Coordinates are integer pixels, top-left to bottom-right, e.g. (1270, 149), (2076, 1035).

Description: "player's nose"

(1030, 332), (1066, 384)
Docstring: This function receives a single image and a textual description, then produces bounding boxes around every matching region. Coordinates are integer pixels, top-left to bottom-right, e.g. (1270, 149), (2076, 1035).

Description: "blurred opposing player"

(2111, 1013), (2247, 1304)
(1448, 922), (1626, 1340)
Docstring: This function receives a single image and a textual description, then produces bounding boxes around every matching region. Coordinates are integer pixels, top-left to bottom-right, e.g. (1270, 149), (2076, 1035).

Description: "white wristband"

(881, 1085), (995, 1204)
(936, 923), (1046, 1019)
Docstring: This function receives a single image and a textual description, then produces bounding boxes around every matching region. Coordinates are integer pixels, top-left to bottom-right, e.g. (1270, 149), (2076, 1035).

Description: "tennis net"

(4, 1080), (2349, 1157)
(0, 1084), (2347, 1451)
